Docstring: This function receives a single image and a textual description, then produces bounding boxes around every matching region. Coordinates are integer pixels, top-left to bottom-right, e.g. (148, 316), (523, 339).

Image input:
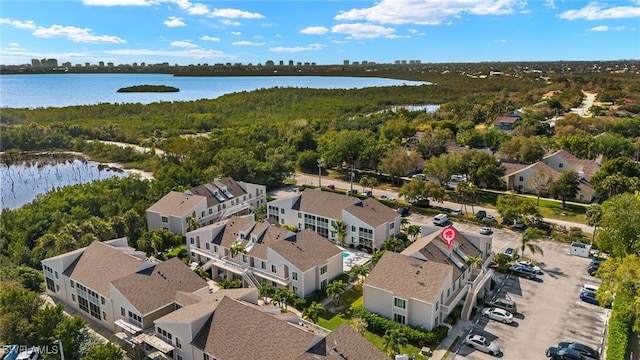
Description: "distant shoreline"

(117, 84), (179, 93)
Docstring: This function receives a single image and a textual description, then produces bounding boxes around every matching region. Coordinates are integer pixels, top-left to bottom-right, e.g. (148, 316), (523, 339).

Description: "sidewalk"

(429, 320), (472, 360)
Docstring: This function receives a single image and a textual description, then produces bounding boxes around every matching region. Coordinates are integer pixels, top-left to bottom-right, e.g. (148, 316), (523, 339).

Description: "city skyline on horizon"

(1, 0), (639, 67)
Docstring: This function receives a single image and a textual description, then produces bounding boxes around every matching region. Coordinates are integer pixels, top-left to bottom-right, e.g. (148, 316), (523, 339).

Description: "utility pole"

(317, 159), (324, 190)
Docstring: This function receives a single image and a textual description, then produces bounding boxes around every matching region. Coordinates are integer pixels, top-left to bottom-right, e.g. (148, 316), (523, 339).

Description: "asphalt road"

(289, 173), (593, 234)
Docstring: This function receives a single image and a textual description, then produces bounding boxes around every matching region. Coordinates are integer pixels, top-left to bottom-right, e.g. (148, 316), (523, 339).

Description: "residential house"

(502, 149), (599, 203)
(146, 177), (266, 236)
(186, 216), (343, 297)
(142, 292), (388, 360)
(266, 189), (401, 252)
(492, 114), (522, 132)
(363, 226), (494, 329)
(542, 90), (562, 99)
(41, 239), (209, 335)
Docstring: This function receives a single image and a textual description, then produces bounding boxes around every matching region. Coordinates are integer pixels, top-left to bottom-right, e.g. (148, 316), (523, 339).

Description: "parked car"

(433, 213), (449, 226)
(483, 214), (496, 222)
(480, 227), (493, 235)
(379, 195), (389, 201)
(451, 174), (467, 182)
(588, 260), (602, 276)
(515, 260), (543, 274)
(397, 207), (410, 216)
(486, 296), (517, 313)
(412, 173), (428, 180)
(450, 208), (463, 215)
(364, 190), (372, 197)
(475, 210), (487, 219)
(504, 247), (519, 259)
(444, 183), (455, 190)
(557, 342), (600, 360)
(513, 221), (526, 230)
(581, 284), (599, 293)
(546, 347), (587, 360)
(326, 184), (335, 190)
(508, 264), (538, 280)
(580, 290), (600, 306)
(481, 307), (514, 324)
(464, 334), (501, 356)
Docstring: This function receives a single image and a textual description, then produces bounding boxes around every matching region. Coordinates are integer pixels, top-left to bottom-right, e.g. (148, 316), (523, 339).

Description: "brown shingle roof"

(345, 197), (400, 227)
(245, 223), (293, 260)
(146, 191), (204, 216)
(211, 216), (259, 247)
(269, 229), (342, 271)
(63, 241), (144, 297)
(192, 296), (316, 360)
(493, 115), (520, 125)
(365, 251), (452, 304)
(544, 150), (599, 180)
(297, 324), (388, 360)
(297, 189), (362, 220)
(110, 257), (208, 315)
(157, 288), (256, 323)
(188, 177), (248, 208)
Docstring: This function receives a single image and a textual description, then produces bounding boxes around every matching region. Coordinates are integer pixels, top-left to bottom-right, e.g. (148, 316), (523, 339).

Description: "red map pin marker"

(441, 226), (457, 249)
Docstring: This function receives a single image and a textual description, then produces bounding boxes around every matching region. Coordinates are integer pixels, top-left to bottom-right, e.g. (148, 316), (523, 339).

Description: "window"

(292, 286), (298, 294)
(101, 296), (105, 305)
(55, 271), (58, 279)
(214, 245), (218, 253)
(261, 261), (266, 269)
(351, 225), (356, 232)
(56, 284), (60, 292)
(435, 301), (440, 311)
(206, 243), (210, 250)
(121, 307), (126, 317)
(242, 254), (247, 263)
(390, 223), (395, 230)
(46, 277), (55, 292)
(394, 298), (406, 309)
(103, 311), (107, 320)
(177, 355), (183, 360)
(204, 354), (210, 360)
(78, 297), (89, 313)
(176, 337), (182, 349)
(70, 280), (75, 288)
(559, 163), (564, 168)
(209, 208), (213, 214)
(298, 213), (302, 218)
(292, 272), (298, 281)
(89, 303), (101, 320)
(320, 265), (328, 275)
(271, 264), (277, 273)
(321, 279), (328, 289)
(72, 294), (76, 302)
(190, 238), (194, 244)
(280, 208), (285, 214)
(519, 176), (524, 182)
(161, 216), (168, 223)
(201, 211), (205, 217)
(447, 289), (450, 297)
(394, 313), (406, 324)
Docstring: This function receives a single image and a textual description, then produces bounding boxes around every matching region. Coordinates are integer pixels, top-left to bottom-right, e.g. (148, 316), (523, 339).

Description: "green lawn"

(317, 289), (428, 358)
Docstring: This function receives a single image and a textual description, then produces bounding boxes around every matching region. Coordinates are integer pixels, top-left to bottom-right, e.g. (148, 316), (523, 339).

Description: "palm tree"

(383, 328), (408, 357)
(371, 250), (385, 267)
(258, 283), (274, 304)
(331, 220), (347, 245)
(467, 255), (484, 269)
(520, 229), (544, 259)
(228, 240), (246, 259)
(348, 265), (370, 285)
(405, 224), (421, 242)
(326, 280), (346, 306)
(351, 317), (368, 335)
(302, 301), (324, 323)
(187, 215), (200, 232)
(585, 204), (602, 245)
(456, 180), (478, 215)
(400, 217), (410, 231)
(273, 287), (296, 310)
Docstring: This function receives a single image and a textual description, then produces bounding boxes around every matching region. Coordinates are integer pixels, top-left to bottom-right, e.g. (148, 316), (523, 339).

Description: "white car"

(582, 284), (599, 293)
(481, 307), (514, 324)
(479, 227), (493, 235)
(379, 195), (389, 201)
(464, 334), (501, 356)
(515, 260), (542, 274)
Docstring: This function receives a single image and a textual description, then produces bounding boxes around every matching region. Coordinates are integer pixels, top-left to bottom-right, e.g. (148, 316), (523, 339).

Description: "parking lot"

(407, 214), (610, 360)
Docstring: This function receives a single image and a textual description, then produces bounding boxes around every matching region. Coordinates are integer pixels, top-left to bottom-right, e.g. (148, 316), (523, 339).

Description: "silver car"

(481, 307), (514, 324)
(464, 334), (501, 356)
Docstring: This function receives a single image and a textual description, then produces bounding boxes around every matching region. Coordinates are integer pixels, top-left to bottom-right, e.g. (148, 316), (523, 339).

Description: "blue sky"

(1, 0), (639, 66)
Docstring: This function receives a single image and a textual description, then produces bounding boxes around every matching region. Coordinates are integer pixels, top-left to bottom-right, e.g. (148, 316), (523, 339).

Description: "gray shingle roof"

(156, 288), (256, 323)
(146, 191), (203, 216)
(297, 189), (363, 220)
(345, 197), (400, 227)
(269, 229), (342, 271)
(365, 251), (452, 304)
(297, 324), (388, 360)
(63, 241), (144, 297)
(110, 257), (208, 315)
(188, 177), (248, 208)
(192, 296), (316, 360)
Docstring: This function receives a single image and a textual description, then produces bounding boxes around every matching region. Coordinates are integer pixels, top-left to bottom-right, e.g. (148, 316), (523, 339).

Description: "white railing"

(442, 283), (470, 313)
(250, 266), (290, 285)
(243, 270), (261, 288)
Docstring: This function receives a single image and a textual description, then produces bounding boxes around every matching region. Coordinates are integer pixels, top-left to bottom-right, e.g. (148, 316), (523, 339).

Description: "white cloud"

(385, 34), (411, 39)
(232, 40), (265, 46)
(269, 43), (326, 53)
(106, 48), (226, 59)
(164, 16), (186, 27)
(82, 0), (157, 5)
(559, 2), (640, 20)
(545, 0), (556, 9)
(332, 40), (348, 44)
(300, 26), (329, 35)
(210, 8), (264, 19)
(200, 35), (220, 42)
(334, 0), (523, 25)
(0, 18), (37, 30)
(32, 25), (126, 44)
(171, 40), (199, 48)
(220, 19), (242, 26)
(589, 25), (609, 31)
(331, 23), (396, 39)
(231, 31), (241, 36)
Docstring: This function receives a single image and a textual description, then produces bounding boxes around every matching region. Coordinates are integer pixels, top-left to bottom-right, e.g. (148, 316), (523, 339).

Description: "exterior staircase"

(461, 269), (495, 321)
(243, 269), (261, 288)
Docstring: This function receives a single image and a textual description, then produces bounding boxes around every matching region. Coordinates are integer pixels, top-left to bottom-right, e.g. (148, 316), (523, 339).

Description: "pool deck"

(342, 248), (371, 271)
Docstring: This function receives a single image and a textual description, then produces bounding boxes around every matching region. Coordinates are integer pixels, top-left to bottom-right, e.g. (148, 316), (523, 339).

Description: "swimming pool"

(342, 252), (350, 258)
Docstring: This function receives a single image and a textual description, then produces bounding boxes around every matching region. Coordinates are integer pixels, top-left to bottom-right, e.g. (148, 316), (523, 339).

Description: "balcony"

(441, 283), (470, 314)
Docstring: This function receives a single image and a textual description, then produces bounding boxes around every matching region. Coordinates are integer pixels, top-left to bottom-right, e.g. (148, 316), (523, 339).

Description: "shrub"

(606, 296), (630, 360)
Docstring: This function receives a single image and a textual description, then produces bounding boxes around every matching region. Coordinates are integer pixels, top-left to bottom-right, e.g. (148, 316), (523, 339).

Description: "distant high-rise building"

(344, 60), (350, 66)
(107, 62), (114, 68)
(362, 61), (368, 65)
(31, 59), (41, 67)
(85, 62), (91, 67)
(395, 60), (401, 65)
(265, 60), (274, 67)
(99, 61), (105, 67)
(279, 60), (284, 66)
(41, 58), (58, 67)
(289, 60), (294, 66)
